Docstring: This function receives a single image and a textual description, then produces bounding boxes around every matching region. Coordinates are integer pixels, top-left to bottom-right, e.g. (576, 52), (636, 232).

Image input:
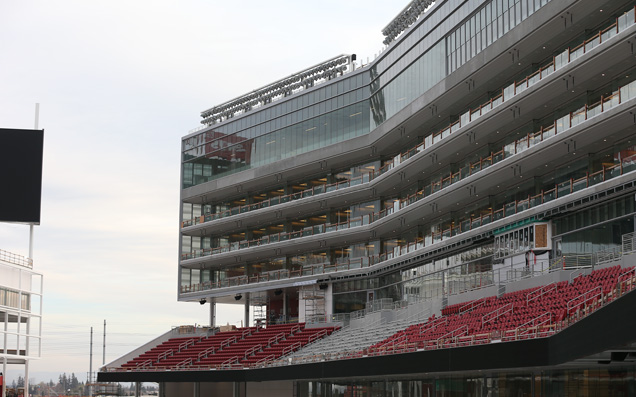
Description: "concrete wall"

(447, 285), (498, 307)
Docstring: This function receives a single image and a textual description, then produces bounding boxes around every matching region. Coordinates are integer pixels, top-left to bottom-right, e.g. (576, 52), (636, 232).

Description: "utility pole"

(89, 327), (93, 397)
(103, 320), (106, 365)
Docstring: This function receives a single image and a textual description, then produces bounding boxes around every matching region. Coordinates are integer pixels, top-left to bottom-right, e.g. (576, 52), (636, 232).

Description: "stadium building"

(100, 0), (636, 395)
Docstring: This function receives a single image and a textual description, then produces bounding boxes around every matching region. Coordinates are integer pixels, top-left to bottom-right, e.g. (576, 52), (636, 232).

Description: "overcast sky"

(0, 0), (407, 383)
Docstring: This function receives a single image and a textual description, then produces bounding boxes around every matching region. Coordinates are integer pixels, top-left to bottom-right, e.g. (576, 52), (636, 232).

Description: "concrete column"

(25, 360), (29, 397)
(233, 381), (245, 397)
(244, 293), (250, 327)
(135, 382), (141, 397)
(3, 312), (7, 397)
(159, 382), (165, 397)
(193, 382), (200, 397)
(209, 301), (216, 328)
(2, 357), (6, 397)
(283, 290), (288, 321)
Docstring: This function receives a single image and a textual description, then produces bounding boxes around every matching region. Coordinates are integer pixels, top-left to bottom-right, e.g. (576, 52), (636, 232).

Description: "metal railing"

(180, 6), (636, 294)
(181, 8), (636, 232)
(0, 249), (33, 269)
(181, 81), (636, 292)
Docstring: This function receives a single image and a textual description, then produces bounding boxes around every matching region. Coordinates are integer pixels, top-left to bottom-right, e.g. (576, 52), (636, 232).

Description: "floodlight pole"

(29, 103), (40, 261)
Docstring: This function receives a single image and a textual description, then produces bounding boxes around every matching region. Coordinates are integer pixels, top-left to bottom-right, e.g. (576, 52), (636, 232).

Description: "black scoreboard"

(0, 128), (44, 224)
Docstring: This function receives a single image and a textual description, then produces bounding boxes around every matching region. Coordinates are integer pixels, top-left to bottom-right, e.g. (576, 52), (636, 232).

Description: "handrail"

(136, 359), (153, 369)
(220, 356), (240, 368)
(220, 336), (237, 349)
(178, 339), (195, 352)
(282, 342), (302, 356)
(458, 299), (485, 314)
(308, 329), (328, 344)
(197, 346), (216, 361)
(157, 349), (173, 362)
(267, 332), (286, 346)
(252, 354), (276, 367)
(527, 283), (557, 304)
(566, 286), (602, 313)
(618, 268), (636, 293)
(418, 316), (447, 334)
(482, 303), (513, 326)
(174, 358), (193, 368)
(244, 344), (262, 359)
(435, 325), (468, 347)
(513, 312), (552, 336)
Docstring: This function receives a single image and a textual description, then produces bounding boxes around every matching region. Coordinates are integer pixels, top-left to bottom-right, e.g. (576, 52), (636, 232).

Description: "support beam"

(244, 293), (250, 327)
(233, 381), (245, 397)
(2, 357), (7, 397)
(209, 300), (216, 328)
(25, 360), (29, 397)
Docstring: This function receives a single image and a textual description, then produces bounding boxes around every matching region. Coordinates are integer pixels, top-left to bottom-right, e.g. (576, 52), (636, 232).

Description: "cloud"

(1, 0), (408, 379)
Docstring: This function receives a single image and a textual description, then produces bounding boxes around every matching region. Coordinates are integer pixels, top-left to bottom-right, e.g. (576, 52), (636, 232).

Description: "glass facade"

(298, 366), (636, 396)
(182, 74), (369, 187)
(181, 0), (558, 188)
(179, 0), (636, 357)
(370, 41), (446, 126)
(447, 0), (553, 74)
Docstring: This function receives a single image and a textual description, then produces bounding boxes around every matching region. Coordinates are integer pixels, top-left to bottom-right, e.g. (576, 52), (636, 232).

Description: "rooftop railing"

(0, 249), (33, 269)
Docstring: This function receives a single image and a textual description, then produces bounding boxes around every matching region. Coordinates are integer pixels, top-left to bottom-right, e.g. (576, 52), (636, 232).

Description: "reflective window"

(447, 0), (552, 74)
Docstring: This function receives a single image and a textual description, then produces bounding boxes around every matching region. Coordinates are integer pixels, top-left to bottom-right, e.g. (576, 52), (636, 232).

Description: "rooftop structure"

(0, 249), (43, 397)
(102, 0), (636, 395)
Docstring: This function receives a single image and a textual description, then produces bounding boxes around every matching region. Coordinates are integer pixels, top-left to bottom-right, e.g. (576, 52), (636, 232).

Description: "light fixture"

(199, 299), (207, 305)
(235, 294), (242, 301)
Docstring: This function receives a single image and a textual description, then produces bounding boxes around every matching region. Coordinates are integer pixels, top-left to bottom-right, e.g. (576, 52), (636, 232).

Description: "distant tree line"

(8, 374), (157, 396)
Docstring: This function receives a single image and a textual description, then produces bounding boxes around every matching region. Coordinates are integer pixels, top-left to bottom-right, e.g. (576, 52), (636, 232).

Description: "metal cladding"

(382, 0), (433, 45)
(200, 55), (351, 125)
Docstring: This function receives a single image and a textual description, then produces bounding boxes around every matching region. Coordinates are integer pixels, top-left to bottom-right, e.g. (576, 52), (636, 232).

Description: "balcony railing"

(180, 78), (636, 268)
(181, 8), (636, 230)
(182, 145), (635, 294)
